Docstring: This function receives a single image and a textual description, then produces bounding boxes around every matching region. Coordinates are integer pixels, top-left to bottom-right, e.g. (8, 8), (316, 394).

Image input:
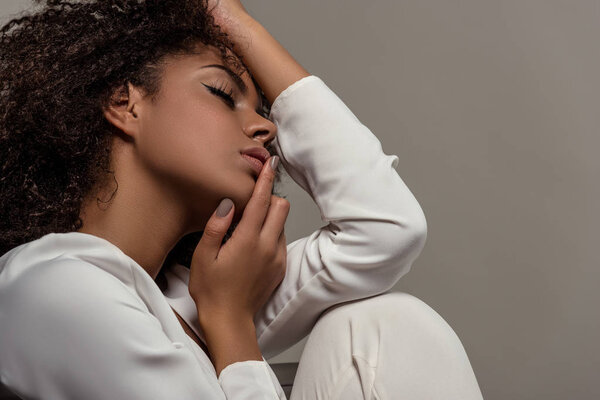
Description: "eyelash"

(203, 82), (235, 108)
(203, 81), (271, 120)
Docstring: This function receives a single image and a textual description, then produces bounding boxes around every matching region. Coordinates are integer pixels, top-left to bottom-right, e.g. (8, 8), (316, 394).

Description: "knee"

(318, 291), (435, 323)
(316, 291), (462, 346)
(307, 292), (481, 397)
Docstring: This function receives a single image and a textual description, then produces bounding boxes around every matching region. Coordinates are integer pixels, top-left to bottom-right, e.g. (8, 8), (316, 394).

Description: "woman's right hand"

(188, 156), (290, 325)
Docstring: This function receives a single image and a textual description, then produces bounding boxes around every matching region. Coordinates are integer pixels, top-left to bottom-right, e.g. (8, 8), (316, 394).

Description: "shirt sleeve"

(0, 258), (284, 400)
(254, 75), (428, 359)
(218, 356), (287, 399)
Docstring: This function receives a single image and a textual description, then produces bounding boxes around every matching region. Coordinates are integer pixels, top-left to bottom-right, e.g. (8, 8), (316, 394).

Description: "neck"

(77, 142), (194, 281)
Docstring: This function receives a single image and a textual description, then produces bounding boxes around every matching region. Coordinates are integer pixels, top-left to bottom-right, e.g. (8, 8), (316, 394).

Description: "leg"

(289, 291), (484, 400)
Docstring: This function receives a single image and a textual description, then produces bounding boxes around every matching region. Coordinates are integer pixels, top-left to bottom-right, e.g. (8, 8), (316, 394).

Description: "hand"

(206, 0), (311, 106)
(188, 156), (290, 324)
(206, 0), (255, 40)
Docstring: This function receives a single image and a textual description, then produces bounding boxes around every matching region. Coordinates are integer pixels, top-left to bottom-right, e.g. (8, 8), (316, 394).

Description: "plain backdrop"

(1, 1), (598, 399)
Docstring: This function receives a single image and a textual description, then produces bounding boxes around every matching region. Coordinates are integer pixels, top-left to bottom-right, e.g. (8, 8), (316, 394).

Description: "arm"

(208, 0), (427, 362)
(202, 315), (285, 398)
(0, 259), (216, 399)
(254, 76), (428, 359)
(199, 313), (262, 377)
(0, 258), (285, 399)
(207, 2), (310, 103)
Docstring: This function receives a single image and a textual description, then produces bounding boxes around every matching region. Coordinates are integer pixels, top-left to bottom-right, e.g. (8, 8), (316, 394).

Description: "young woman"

(0, 1), (484, 399)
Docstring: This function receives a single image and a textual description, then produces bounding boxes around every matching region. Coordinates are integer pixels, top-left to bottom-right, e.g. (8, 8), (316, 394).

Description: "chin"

(230, 192), (251, 221)
(193, 171), (256, 226)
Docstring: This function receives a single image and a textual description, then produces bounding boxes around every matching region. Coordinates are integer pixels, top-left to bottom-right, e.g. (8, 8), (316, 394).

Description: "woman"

(0, 0), (484, 399)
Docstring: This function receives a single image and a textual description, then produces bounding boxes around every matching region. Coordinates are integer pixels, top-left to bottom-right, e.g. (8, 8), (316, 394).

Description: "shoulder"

(0, 258), (217, 399)
(0, 257), (148, 329)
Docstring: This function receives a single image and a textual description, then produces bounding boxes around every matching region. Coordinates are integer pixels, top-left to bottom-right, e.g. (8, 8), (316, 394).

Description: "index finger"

(236, 155), (279, 234)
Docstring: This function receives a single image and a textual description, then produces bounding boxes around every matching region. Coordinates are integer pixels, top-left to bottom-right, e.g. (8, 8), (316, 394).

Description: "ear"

(103, 82), (145, 139)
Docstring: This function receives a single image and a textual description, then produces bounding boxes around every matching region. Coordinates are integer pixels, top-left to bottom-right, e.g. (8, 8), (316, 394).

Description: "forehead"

(162, 44), (255, 90)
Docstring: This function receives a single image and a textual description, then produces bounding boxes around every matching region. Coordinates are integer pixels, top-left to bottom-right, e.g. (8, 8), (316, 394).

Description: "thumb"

(194, 198), (234, 262)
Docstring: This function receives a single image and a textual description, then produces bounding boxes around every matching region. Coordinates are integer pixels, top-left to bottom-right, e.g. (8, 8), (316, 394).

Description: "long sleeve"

(0, 258), (216, 399)
(0, 255), (285, 400)
(218, 357), (286, 399)
(254, 75), (428, 359)
(160, 264), (288, 399)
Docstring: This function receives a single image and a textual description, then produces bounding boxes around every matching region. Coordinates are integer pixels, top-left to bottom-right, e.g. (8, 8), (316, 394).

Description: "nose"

(242, 112), (278, 147)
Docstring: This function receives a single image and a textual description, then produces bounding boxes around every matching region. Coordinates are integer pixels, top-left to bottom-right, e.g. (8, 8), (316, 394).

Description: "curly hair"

(0, 0), (283, 269)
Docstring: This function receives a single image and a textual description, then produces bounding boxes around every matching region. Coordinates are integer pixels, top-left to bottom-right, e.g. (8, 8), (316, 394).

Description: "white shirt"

(0, 75), (427, 399)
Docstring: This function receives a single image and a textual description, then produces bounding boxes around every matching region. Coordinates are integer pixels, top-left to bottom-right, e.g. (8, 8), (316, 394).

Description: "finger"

(277, 230), (287, 279)
(192, 198), (234, 263)
(278, 229), (287, 257)
(237, 155), (278, 234)
(261, 195), (290, 244)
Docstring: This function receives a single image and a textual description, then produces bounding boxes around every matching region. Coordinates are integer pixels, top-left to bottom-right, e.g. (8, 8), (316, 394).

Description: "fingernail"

(270, 156), (279, 170)
(216, 198), (233, 217)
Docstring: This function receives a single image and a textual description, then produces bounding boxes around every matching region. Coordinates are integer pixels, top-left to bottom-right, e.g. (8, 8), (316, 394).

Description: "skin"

(187, 4), (311, 375)
(79, 0), (311, 376)
(172, 307), (210, 355)
(78, 44), (277, 281)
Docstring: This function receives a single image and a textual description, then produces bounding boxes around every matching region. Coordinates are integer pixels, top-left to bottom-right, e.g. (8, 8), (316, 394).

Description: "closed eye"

(202, 83), (235, 108)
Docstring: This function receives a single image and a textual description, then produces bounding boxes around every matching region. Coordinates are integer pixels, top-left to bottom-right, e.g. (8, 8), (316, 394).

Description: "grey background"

(2, 1), (598, 399)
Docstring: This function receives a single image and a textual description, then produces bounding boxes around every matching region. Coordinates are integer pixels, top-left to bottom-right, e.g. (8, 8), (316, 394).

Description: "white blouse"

(0, 75), (427, 399)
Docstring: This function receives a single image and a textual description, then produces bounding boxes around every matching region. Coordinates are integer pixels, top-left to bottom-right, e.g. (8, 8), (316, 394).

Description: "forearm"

(199, 313), (263, 378)
(227, 14), (311, 105)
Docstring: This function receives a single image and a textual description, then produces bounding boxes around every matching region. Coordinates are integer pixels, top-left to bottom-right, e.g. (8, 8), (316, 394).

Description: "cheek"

(136, 100), (239, 184)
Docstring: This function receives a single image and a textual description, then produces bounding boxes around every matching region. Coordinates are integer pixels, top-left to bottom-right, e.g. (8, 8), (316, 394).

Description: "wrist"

(221, 13), (263, 47)
(199, 312), (262, 377)
(197, 306), (253, 332)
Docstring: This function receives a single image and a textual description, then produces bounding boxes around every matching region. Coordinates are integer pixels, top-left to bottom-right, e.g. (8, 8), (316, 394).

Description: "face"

(130, 45), (277, 231)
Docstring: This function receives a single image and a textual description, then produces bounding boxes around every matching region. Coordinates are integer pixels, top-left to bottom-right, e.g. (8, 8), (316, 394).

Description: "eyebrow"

(200, 64), (247, 95)
(200, 64), (265, 114)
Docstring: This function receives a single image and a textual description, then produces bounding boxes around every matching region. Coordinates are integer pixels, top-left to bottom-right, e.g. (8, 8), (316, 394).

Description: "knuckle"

(277, 247), (287, 266)
(261, 245), (277, 260)
(258, 194), (271, 208)
(202, 225), (222, 238)
(278, 261), (287, 279)
(278, 255), (286, 269)
(273, 196), (290, 210)
(279, 197), (291, 208)
(262, 174), (274, 187)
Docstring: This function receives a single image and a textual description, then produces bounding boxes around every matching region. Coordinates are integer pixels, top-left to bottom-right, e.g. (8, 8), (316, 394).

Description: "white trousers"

(289, 291), (484, 400)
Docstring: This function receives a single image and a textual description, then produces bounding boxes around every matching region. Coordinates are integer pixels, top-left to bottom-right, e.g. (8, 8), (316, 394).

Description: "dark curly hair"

(0, 0), (284, 271)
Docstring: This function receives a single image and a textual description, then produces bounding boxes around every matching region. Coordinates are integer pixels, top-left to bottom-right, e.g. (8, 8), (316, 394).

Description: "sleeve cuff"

(218, 356), (285, 399)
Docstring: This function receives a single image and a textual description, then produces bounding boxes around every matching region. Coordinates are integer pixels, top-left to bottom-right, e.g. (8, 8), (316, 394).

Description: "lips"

(241, 154), (265, 176)
(241, 146), (271, 165)
(240, 147), (271, 176)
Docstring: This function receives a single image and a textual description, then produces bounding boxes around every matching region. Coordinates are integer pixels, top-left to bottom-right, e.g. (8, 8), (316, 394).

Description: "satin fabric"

(0, 75), (427, 399)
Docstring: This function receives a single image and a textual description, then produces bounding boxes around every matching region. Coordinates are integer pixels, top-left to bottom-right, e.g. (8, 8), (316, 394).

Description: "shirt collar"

(161, 262), (207, 344)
